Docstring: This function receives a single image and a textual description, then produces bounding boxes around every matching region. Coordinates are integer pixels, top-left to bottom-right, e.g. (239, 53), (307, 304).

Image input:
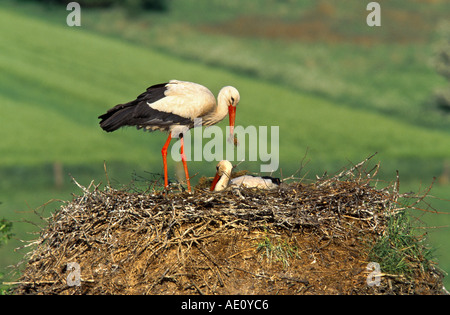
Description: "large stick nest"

(11, 156), (447, 295)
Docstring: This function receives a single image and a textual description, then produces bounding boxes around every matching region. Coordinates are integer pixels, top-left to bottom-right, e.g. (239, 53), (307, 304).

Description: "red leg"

(180, 135), (191, 192)
(161, 134), (172, 189)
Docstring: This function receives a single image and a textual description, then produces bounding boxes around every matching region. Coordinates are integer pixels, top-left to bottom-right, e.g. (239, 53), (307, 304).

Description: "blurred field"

(1, 0), (449, 288)
(78, 0), (450, 129)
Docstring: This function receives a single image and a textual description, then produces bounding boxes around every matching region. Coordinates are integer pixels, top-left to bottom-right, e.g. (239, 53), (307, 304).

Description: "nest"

(10, 156), (447, 295)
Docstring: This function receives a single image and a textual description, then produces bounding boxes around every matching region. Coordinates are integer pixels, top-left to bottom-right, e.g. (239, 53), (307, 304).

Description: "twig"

(318, 152), (378, 187)
(103, 160), (111, 188)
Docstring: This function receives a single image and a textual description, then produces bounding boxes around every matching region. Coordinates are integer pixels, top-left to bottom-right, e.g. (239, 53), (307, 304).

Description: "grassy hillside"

(76, 0), (450, 130)
(2, 6), (450, 173)
(0, 3), (449, 288)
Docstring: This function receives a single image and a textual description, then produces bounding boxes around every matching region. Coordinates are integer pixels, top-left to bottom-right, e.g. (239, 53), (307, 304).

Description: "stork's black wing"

(98, 82), (193, 132)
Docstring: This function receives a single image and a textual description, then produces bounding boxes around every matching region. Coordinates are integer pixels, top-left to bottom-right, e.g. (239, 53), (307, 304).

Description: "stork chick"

(210, 160), (280, 191)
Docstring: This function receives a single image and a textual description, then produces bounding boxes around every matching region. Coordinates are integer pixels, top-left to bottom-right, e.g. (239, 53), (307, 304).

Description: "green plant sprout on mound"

(368, 210), (437, 277)
(257, 234), (301, 268)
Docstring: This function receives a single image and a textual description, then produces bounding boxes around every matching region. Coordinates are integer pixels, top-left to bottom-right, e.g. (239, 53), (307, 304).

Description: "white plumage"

(148, 81), (216, 128)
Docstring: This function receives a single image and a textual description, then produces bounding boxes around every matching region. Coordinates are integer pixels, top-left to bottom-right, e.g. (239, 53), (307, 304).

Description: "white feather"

(148, 80), (216, 120)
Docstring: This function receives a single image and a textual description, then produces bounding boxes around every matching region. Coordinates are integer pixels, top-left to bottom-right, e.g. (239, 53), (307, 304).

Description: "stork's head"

(219, 86), (240, 143)
(210, 160), (233, 191)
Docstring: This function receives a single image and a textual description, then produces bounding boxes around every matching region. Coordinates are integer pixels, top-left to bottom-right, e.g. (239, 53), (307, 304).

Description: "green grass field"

(1, 1), (449, 289)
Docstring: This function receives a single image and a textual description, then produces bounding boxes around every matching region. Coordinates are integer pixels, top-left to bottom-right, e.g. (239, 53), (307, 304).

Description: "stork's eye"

(231, 97), (235, 103)
(216, 166), (219, 171)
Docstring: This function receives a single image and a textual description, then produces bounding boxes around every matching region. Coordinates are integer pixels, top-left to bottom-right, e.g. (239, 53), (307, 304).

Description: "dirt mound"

(11, 159), (446, 295)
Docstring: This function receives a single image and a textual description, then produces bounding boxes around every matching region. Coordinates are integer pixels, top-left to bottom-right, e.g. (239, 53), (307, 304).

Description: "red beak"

(210, 173), (220, 191)
(228, 105), (236, 138)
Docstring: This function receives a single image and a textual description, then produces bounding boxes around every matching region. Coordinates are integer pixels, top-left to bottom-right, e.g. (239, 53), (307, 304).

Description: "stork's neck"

(216, 88), (230, 121)
(214, 172), (231, 191)
(202, 88), (229, 126)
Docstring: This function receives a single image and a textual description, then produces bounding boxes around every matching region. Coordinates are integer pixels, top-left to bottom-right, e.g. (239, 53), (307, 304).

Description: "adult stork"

(210, 160), (280, 191)
(98, 80), (240, 192)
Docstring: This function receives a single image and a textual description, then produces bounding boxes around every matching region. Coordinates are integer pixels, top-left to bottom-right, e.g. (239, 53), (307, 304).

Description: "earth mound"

(11, 159), (446, 295)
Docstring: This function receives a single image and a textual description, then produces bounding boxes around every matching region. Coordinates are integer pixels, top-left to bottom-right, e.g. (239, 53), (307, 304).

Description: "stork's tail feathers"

(262, 176), (281, 186)
(98, 104), (134, 132)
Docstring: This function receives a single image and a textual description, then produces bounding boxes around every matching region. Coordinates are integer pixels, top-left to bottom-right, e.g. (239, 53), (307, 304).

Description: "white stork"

(210, 160), (280, 191)
(98, 80), (240, 192)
